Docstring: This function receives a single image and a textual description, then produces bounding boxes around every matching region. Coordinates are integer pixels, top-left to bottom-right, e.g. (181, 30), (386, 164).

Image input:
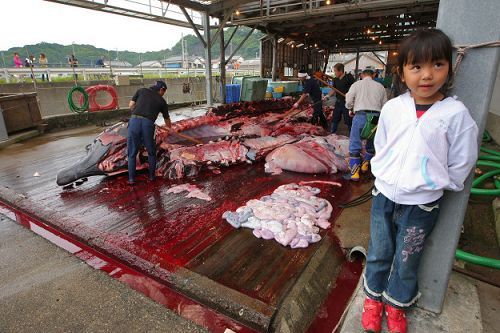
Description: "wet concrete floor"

(0, 108), (365, 332)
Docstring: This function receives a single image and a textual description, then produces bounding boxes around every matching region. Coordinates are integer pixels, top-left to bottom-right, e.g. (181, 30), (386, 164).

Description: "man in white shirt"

(345, 67), (387, 181)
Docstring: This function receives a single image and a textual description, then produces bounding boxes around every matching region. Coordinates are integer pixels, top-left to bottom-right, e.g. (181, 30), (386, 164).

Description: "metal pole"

(355, 48), (360, 78)
(418, 0), (500, 313)
(139, 54), (144, 87)
(1, 52), (9, 84)
(24, 47), (37, 90)
(272, 35), (278, 81)
(220, 26), (226, 104)
(202, 12), (213, 105)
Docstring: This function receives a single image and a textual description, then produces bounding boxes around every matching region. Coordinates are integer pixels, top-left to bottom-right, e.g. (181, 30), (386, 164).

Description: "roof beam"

(208, 0), (257, 15)
(44, 0), (203, 29)
(159, 0), (206, 12)
(228, 0), (438, 25)
(180, 6), (207, 48)
(226, 26), (256, 64)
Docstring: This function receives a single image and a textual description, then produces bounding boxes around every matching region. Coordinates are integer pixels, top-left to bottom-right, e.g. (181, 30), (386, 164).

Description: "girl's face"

(401, 59), (450, 104)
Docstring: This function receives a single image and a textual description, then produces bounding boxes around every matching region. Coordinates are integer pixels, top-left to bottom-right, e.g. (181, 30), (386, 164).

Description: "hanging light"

(326, 0), (331, 5)
(291, 44), (295, 48)
(379, 40), (382, 45)
(235, 10), (240, 16)
(314, 43), (318, 47)
(367, 29), (371, 34)
(305, 33), (309, 37)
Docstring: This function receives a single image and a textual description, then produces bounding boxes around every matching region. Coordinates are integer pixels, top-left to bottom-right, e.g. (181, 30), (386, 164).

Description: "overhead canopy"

(165, 0), (440, 53)
(46, 1), (439, 53)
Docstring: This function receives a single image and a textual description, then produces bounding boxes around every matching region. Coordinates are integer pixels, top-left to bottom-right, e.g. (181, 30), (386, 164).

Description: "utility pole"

(181, 33), (185, 69)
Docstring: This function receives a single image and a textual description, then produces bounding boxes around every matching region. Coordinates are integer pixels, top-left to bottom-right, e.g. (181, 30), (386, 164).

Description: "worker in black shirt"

(127, 80), (171, 185)
(293, 69), (328, 129)
(324, 63), (355, 133)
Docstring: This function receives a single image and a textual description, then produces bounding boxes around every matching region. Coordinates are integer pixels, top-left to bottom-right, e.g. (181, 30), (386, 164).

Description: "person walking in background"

(345, 67), (387, 181)
(95, 56), (105, 68)
(127, 80), (172, 185)
(361, 29), (478, 333)
(13, 52), (22, 68)
(39, 53), (48, 81)
(324, 63), (355, 134)
(24, 55), (35, 79)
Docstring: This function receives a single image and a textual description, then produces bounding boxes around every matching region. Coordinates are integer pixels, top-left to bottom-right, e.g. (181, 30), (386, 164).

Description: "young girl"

(362, 29), (478, 333)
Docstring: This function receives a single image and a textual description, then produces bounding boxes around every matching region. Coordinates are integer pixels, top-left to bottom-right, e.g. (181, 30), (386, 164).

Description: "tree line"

(1, 27), (263, 67)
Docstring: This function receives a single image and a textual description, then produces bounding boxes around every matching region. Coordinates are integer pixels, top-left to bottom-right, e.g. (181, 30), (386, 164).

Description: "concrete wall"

(0, 78), (218, 117)
(486, 66), (500, 143)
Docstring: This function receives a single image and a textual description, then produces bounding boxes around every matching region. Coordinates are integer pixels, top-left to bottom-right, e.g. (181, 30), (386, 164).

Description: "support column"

(220, 26), (226, 104)
(272, 35), (278, 81)
(354, 48), (360, 77)
(202, 12), (213, 106)
(418, 0), (500, 313)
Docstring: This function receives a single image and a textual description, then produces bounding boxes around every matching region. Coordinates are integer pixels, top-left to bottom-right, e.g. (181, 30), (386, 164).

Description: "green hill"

(1, 27), (263, 67)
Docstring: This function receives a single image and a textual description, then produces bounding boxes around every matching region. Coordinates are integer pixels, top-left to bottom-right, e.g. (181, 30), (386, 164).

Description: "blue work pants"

(311, 101), (328, 129)
(127, 117), (156, 182)
(349, 111), (377, 157)
(331, 100), (351, 133)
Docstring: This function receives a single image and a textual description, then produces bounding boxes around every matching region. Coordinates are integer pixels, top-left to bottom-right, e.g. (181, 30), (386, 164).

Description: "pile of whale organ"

(56, 99), (348, 186)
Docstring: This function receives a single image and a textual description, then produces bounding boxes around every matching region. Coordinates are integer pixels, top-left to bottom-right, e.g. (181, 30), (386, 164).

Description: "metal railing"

(0, 66), (262, 83)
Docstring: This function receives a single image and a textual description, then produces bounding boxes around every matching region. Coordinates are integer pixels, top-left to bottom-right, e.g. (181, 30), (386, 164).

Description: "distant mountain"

(1, 27), (263, 67)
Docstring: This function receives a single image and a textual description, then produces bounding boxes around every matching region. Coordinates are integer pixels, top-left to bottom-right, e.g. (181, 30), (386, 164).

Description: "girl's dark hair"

(394, 28), (453, 96)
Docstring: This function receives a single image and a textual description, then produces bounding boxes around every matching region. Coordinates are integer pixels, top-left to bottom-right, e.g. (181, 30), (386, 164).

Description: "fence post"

(3, 68), (10, 84)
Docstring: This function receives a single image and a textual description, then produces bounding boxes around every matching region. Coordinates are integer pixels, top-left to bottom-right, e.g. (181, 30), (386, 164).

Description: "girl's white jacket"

(371, 92), (479, 205)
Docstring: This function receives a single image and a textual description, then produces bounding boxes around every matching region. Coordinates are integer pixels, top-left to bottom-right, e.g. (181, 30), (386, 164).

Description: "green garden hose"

(456, 249), (500, 269)
(457, 142), (500, 269)
(482, 130), (492, 142)
(68, 86), (89, 113)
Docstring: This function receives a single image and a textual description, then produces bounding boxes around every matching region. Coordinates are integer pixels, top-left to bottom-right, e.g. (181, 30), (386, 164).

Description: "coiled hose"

(68, 86), (89, 113)
(458, 141), (500, 269)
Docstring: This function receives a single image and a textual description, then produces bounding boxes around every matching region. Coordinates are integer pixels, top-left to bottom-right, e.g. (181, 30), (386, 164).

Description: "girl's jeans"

(364, 187), (441, 308)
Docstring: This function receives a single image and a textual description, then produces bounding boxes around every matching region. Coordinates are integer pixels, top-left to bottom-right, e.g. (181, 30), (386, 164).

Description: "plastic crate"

(267, 81), (299, 94)
(225, 84), (241, 103)
(232, 76), (268, 102)
(321, 87), (332, 95)
(272, 92), (283, 98)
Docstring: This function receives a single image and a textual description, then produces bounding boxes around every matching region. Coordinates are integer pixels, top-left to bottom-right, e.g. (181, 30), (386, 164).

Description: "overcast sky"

(0, 0), (194, 52)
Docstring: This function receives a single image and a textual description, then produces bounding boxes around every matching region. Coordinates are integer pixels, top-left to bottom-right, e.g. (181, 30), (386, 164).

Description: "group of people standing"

(294, 62), (387, 182)
(11, 52), (81, 81)
(294, 28), (478, 333)
(12, 52), (49, 81)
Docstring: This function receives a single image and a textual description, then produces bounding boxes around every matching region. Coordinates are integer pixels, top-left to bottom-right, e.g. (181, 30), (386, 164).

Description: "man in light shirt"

(345, 67), (388, 181)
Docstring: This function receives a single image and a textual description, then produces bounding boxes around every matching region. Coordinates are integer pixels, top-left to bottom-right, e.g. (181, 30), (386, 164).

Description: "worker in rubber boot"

(294, 69), (328, 130)
(345, 67), (387, 181)
(127, 80), (172, 185)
